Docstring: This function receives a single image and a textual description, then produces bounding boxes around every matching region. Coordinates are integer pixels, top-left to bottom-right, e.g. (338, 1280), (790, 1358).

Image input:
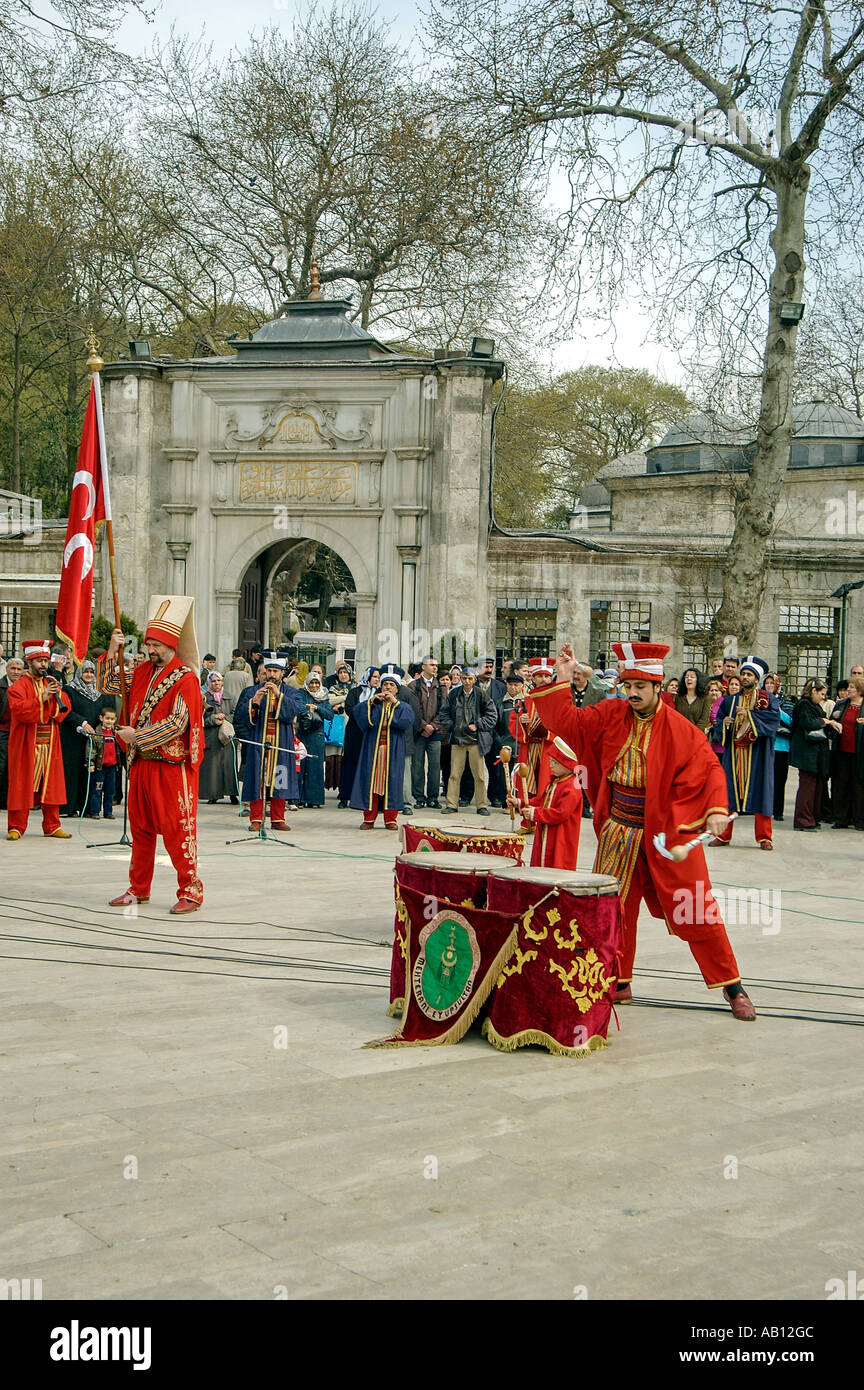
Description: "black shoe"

(794, 825), (820, 831)
(338, 800), (349, 808)
(208, 798), (219, 804)
(230, 796), (238, 805)
(774, 814), (784, 821)
(441, 806), (458, 814)
(459, 798), (470, 806)
(415, 797), (427, 808)
(103, 813), (115, 820)
(427, 800), (442, 810)
(832, 822), (850, 829)
(403, 804), (414, 815)
(476, 807), (490, 817)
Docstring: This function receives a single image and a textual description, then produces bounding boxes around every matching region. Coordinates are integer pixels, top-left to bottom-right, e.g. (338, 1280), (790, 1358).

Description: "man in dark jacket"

(476, 655), (507, 805)
(439, 668), (498, 815)
(407, 655), (444, 808)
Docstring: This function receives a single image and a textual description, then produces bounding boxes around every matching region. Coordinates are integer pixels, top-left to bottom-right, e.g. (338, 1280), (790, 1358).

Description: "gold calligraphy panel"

(238, 460), (358, 504)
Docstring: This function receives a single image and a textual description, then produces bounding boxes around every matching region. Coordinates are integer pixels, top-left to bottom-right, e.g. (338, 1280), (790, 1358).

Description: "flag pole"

(86, 328), (128, 725)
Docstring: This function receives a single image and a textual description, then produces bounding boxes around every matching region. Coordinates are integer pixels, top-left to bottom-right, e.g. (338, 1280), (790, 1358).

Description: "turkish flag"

(55, 380), (108, 662)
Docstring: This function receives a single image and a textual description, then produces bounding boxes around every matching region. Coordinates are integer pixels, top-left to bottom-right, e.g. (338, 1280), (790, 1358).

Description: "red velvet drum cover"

(483, 868), (623, 1057)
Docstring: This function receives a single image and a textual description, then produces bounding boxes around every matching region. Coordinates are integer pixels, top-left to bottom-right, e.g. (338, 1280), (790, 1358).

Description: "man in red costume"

(508, 735), (584, 868)
(98, 596), (204, 913)
(510, 656), (556, 797)
(6, 639), (73, 840)
(529, 640), (756, 1021)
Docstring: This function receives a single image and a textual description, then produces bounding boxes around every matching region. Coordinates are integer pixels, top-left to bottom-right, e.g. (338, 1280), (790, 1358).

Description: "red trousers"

(717, 812), (772, 844)
(128, 759), (203, 904)
(363, 795), (398, 827)
(249, 797), (287, 827)
(616, 847), (741, 989)
(7, 796), (61, 836)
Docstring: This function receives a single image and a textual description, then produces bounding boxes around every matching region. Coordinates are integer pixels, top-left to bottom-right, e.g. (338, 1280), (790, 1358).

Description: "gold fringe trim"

(364, 927), (519, 1049)
(481, 1018), (608, 1058)
(386, 997), (404, 1018)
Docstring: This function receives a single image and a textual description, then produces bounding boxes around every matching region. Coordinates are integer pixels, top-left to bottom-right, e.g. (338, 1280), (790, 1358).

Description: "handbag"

(218, 718), (235, 745)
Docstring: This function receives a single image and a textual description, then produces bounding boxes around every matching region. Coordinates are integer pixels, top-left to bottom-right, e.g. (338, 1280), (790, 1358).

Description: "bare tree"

(433, 0), (864, 646)
(794, 273), (864, 414)
(0, 0), (147, 112)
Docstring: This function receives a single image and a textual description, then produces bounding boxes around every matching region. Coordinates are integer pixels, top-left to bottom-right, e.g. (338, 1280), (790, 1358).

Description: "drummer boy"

(507, 736), (583, 869)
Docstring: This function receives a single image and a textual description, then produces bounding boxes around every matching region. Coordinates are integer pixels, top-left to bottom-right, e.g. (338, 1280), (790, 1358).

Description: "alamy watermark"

(0, 489), (42, 546)
(674, 104), (780, 155)
(671, 882), (781, 935)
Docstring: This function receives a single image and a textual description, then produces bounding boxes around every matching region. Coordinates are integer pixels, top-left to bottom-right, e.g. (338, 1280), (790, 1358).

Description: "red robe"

(7, 674), (71, 810)
(98, 656), (205, 903)
(528, 681), (730, 948)
(509, 696), (553, 797)
(522, 772), (583, 868)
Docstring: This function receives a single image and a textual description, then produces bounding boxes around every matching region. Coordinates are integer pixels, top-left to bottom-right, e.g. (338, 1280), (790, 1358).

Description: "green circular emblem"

(412, 911), (480, 1021)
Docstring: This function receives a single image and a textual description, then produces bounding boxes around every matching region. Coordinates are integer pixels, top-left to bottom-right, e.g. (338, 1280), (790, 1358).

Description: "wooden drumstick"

(499, 745), (515, 827)
(514, 761), (530, 809)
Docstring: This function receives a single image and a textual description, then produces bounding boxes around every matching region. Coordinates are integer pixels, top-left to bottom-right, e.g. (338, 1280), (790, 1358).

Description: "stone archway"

(215, 516), (376, 667)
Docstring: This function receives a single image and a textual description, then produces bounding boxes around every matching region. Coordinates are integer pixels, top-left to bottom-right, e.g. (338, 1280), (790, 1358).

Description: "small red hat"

(22, 639), (51, 663)
(612, 641), (670, 681)
(550, 737), (581, 774)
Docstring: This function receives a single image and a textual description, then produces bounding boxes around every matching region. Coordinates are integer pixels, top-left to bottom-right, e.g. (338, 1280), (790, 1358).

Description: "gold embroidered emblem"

(497, 945), (537, 986)
(548, 949), (614, 1012)
(553, 918), (583, 950)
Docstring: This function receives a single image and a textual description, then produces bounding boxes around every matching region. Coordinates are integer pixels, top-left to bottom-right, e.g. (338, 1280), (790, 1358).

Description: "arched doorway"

(238, 537), (357, 661)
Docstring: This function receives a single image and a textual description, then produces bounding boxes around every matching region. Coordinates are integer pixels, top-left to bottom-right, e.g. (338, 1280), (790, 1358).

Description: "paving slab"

(0, 793), (861, 1301)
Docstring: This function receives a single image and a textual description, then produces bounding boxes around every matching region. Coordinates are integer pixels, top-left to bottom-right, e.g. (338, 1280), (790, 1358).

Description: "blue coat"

(718, 689), (780, 816)
(350, 695), (415, 810)
(240, 683), (306, 802)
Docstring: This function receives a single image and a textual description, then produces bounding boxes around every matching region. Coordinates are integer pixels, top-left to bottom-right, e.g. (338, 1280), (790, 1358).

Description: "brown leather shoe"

(723, 987), (757, 1021)
(169, 898), (201, 915)
(615, 984), (633, 1003)
(707, 837), (729, 847)
(109, 890), (150, 906)
(270, 823), (291, 831)
(759, 839), (774, 851)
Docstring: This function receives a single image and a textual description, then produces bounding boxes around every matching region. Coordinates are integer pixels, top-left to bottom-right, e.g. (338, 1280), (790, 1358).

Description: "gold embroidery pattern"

(548, 949), (615, 1013)
(394, 888), (410, 961)
(497, 946), (538, 986)
(177, 766), (201, 900)
(553, 918), (583, 950)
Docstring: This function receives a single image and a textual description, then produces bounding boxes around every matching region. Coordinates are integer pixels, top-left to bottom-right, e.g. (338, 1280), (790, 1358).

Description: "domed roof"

(234, 297), (394, 363)
(654, 410), (752, 449)
(792, 399), (864, 439)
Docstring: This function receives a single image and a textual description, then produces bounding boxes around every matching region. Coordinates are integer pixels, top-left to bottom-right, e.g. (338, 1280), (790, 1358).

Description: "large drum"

(483, 867), (622, 1057)
(390, 852), (508, 1015)
(400, 820), (525, 861)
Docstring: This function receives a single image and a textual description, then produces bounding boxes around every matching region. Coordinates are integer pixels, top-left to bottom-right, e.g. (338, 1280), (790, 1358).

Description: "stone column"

(214, 588), (241, 670)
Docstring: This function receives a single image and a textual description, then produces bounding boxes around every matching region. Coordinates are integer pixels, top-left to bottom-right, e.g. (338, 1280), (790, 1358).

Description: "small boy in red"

(507, 736), (584, 869)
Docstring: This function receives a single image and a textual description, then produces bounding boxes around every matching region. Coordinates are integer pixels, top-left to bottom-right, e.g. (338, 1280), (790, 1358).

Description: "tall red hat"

(528, 656), (556, 673)
(612, 641), (670, 681)
(22, 639), (51, 663)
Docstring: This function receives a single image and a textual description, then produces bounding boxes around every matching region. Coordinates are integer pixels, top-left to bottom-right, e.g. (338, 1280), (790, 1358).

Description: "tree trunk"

(11, 331), (22, 493)
(315, 577), (334, 629)
(713, 167), (810, 653)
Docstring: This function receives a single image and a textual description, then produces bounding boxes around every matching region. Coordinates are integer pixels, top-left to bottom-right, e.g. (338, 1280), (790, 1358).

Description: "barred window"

(682, 602), (718, 671)
(589, 599), (651, 663)
(779, 605), (835, 635)
(496, 602), (557, 661)
(0, 605), (21, 655)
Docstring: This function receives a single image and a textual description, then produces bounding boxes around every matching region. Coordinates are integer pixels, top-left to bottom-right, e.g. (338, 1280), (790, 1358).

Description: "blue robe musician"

(350, 666), (415, 829)
(713, 655), (780, 849)
(240, 656), (305, 830)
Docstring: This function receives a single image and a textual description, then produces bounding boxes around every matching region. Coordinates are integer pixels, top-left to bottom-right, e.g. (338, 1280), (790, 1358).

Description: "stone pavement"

(1, 793), (861, 1301)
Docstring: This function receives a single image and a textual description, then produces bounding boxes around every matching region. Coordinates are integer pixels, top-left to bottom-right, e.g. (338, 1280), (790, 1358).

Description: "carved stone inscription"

(238, 459), (358, 504)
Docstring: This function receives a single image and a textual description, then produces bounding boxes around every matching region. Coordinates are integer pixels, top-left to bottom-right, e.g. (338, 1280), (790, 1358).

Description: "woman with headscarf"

(339, 666), (379, 807)
(200, 672), (239, 804)
(297, 671), (328, 807)
(60, 659), (111, 814)
(324, 663), (353, 791)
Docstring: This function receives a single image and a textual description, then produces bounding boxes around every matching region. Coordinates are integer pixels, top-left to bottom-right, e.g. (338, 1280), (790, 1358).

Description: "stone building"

(2, 290), (864, 689)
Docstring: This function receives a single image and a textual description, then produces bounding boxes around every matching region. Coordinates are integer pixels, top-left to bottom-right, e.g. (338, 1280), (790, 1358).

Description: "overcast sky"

(115, 0), (684, 384)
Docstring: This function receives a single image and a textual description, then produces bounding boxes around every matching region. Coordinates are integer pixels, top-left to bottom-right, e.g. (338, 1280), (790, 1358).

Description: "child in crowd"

(87, 707), (119, 819)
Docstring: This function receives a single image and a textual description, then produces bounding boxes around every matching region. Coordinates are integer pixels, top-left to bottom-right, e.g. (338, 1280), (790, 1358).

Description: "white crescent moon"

(64, 533), (94, 579)
(71, 469), (96, 519)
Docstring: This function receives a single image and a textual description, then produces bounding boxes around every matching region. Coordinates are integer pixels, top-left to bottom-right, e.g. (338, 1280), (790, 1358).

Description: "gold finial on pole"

(85, 325), (104, 374)
(307, 260), (322, 300)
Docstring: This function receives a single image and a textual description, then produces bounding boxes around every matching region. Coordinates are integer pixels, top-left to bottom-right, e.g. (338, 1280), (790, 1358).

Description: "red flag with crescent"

(55, 379), (109, 662)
